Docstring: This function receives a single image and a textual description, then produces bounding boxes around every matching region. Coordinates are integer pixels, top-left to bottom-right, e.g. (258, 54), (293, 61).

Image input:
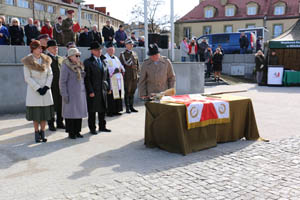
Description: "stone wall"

(222, 54), (255, 79)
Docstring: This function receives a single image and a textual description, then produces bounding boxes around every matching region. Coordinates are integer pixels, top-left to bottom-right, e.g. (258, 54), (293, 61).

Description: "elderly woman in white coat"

(21, 40), (54, 143)
(59, 48), (88, 139)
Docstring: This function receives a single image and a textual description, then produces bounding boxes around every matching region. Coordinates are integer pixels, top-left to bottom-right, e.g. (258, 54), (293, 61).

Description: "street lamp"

(75, 0), (85, 27)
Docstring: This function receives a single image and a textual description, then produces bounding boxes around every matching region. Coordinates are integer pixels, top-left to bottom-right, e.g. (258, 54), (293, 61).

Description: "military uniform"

(61, 18), (75, 46)
(53, 23), (63, 46)
(138, 56), (176, 97)
(119, 49), (140, 112)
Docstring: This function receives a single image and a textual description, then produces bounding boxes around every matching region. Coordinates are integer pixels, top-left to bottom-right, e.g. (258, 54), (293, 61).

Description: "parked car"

(197, 32), (256, 54)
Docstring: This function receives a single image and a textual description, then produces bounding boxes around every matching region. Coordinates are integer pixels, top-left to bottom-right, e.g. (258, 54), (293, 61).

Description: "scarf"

(21, 53), (52, 72)
(63, 59), (84, 80)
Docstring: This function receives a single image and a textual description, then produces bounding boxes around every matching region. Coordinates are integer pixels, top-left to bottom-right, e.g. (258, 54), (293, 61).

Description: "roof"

(178, 0), (300, 23)
(271, 19), (300, 41)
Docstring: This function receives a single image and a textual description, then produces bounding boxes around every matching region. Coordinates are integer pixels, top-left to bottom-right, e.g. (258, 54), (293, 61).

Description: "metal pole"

(170, 0), (175, 61)
(78, 3), (82, 27)
(144, 0), (148, 59)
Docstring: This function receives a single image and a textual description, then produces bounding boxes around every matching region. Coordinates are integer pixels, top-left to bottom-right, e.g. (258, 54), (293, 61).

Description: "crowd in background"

(0, 14), (145, 48)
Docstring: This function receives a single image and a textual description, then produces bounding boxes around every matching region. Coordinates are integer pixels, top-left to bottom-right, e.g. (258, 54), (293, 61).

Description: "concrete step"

(205, 76), (228, 86)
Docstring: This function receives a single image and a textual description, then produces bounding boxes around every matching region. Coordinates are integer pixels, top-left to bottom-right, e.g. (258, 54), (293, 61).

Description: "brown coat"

(138, 56), (176, 97)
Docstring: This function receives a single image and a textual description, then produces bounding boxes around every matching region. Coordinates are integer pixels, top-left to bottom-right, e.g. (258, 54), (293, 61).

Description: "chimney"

(85, 4), (95, 9)
(95, 7), (106, 14)
(63, 0), (73, 4)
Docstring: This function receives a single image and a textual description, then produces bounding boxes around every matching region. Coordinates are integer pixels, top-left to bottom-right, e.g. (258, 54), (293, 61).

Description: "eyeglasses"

(75, 55), (81, 58)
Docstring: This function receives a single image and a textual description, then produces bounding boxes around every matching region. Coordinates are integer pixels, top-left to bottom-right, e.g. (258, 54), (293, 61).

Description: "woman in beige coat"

(21, 40), (54, 143)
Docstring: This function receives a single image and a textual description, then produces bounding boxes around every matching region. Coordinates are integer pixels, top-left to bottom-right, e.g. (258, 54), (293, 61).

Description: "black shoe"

(99, 128), (111, 132)
(114, 112), (122, 116)
(130, 107), (138, 112)
(69, 133), (76, 139)
(35, 131), (41, 143)
(76, 132), (83, 138)
(48, 124), (56, 131)
(56, 123), (66, 129)
(126, 108), (131, 114)
(39, 131), (47, 143)
(90, 130), (98, 135)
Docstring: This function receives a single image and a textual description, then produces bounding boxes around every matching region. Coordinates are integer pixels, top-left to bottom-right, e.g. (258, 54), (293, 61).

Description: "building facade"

(175, 0), (300, 44)
(0, 0), (123, 31)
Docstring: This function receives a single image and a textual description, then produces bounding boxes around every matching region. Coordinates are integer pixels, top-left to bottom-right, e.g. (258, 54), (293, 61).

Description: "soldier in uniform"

(139, 43), (176, 99)
(119, 38), (140, 113)
(62, 10), (75, 46)
(46, 40), (65, 131)
(53, 16), (63, 46)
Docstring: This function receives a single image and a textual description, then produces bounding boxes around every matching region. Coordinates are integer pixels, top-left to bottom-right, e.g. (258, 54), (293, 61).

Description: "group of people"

(22, 36), (175, 143)
(180, 37), (224, 81)
(0, 11), (145, 48)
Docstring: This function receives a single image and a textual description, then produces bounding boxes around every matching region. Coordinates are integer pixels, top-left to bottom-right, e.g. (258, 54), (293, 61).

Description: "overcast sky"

(84, 0), (199, 23)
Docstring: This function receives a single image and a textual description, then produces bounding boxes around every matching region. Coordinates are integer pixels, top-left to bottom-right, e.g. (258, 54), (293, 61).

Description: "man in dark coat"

(84, 42), (111, 134)
(102, 20), (114, 47)
(53, 16), (64, 46)
(62, 10), (75, 45)
(46, 40), (65, 131)
(119, 38), (140, 113)
(78, 26), (93, 47)
(24, 18), (39, 45)
(91, 25), (103, 45)
(115, 25), (127, 48)
(239, 32), (249, 54)
(198, 38), (208, 62)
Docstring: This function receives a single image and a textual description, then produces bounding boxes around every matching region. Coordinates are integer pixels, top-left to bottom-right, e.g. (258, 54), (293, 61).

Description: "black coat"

(78, 31), (93, 47)
(47, 53), (63, 111)
(24, 24), (39, 45)
(102, 25), (114, 42)
(9, 26), (24, 45)
(255, 55), (265, 72)
(91, 31), (103, 45)
(239, 36), (249, 48)
(212, 53), (223, 72)
(84, 55), (111, 113)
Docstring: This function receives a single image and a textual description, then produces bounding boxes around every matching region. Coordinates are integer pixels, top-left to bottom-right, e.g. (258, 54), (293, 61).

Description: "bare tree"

(130, 0), (170, 33)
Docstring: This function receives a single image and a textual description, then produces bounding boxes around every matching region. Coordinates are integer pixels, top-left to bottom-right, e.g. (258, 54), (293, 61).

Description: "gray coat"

(59, 61), (88, 119)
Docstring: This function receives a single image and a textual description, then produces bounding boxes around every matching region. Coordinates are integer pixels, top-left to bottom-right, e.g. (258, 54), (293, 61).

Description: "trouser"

(240, 47), (247, 54)
(256, 71), (264, 84)
(189, 54), (196, 62)
(48, 108), (63, 126)
(88, 112), (106, 131)
(205, 63), (212, 77)
(124, 80), (137, 109)
(125, 93), (135, 109)
(65, 119), (82, 134)
(199, 53), (205, 62)
(181, 57), (187, 62)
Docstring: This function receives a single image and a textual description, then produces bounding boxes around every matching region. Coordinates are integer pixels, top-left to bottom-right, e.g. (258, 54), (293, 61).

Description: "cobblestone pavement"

(45, 137), (300, 200)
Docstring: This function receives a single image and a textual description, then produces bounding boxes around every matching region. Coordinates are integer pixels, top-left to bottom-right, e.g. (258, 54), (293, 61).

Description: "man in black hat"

(62, 10), (75, 45)
(46, 40), (65, 131)
(119, 38), (140, 113)
(84, 42), (111, 135)
(38, 34), (50, 53)
(78, 26), (93, 47)
(139, 43), (176, 99)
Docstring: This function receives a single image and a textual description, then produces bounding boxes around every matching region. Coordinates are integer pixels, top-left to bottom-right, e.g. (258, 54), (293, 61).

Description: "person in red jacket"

(41, 19), (53, 39)
(188, 39), (198, 62)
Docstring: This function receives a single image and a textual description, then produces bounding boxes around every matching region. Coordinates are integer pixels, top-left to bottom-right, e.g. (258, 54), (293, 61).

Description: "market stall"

(268, 19), (300, 86)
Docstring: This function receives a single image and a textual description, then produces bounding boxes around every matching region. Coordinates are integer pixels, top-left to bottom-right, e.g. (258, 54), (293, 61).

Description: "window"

(183, 27), (191, 39)
(205, 8), (214, 18)
(224, 25), (233, 33)
(18, 17), (27, 26)
(212, 34), (230, 44)
(246, 24), (256, 28)
(47, 5), (55, 13)
(203, 26), (212, 35)
(5, 0), (14, 5)
(34, 3), (44, 11)
(84, 13), (93, 20)
(273, 24), (283, 37)
(17, 0), (29, 8)
(274, 5), (285, 15)
(247, 4), (257, 15)
(60, 8), (66, 15)
(225, 6), (235, 17)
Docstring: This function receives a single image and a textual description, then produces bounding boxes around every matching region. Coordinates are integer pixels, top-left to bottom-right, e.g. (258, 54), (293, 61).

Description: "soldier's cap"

(89, 41), (102, 50)
(67, 10), (75, 14)
(148, 43), (160, 56)
(47, 40), (58, 48)
(106, 41), (114, 48)
(37, 34), (50, 40)
(125, 38), (133, 45)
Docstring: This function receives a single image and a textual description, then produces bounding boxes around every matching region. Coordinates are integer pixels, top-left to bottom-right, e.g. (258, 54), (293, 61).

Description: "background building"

(0, 0), (123, 31)
(175, 0), (300, 44)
